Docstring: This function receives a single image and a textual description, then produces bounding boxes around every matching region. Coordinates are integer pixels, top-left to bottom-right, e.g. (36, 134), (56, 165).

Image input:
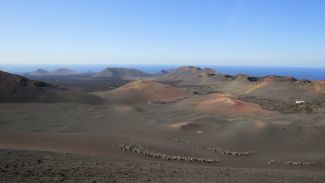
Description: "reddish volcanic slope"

(178, 93), (273, 116)
(94, 80), (190, 103)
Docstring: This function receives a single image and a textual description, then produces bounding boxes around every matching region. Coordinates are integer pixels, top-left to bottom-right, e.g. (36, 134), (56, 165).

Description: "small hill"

(95, 67), (150, 79)
(25, 69), (51, 76)
(259, 75), (297, 82)
(231, 75), (300, 95)
(244, 82), (270, 94)
(94, 80), (190, 103)
(176, 93), (273, 116)
(184, 71), (322, 102)
(0, 71), (101, 103)
(228, 75), (297, 83)
(51, 68), (76, 75)
(157, 66), (228, 85)
(159, 66), (217, 80)
(239, 75), (298, 95)
(25, 68), (76, 76)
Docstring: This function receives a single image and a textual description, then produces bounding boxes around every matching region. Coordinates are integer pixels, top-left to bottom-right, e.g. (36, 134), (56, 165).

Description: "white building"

(295, 100), (305, 104)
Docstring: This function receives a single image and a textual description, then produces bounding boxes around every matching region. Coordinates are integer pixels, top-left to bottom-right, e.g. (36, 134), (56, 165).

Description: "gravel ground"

(1, 150), (325, 183)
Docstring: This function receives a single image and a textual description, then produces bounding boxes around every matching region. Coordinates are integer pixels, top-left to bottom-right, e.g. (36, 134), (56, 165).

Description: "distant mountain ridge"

(95, 67), (150, 79)
(157, 66), (316, 83)
(51, 68), (76, 75)
(26, 68), (51, 76)
(157, 66), (228, 85)
(156, 66), (325, 102)
(25, 68), (77, 76)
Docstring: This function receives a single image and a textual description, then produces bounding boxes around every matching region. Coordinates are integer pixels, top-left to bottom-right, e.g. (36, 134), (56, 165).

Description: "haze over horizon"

(1, 0), (325, 67)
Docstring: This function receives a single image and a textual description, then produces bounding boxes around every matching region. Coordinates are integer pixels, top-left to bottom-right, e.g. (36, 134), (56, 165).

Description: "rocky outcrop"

(201, 146), (256, 156)
(168, 137), (256, 157)
(285, 161), (316, 166)
(116, 141), (219, 164)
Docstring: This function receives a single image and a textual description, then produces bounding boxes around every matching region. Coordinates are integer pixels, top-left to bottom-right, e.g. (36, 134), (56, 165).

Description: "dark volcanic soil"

(1, 150), (324, 183)
(1, 67), (325, 182)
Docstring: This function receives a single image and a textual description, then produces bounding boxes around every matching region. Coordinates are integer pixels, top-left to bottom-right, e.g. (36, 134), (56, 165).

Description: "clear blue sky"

(0, 0), (325, 66)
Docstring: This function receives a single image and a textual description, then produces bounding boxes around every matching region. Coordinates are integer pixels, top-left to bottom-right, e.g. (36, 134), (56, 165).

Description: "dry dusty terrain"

(1, 67), (325, 182)
(1, 150), (325, 183)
